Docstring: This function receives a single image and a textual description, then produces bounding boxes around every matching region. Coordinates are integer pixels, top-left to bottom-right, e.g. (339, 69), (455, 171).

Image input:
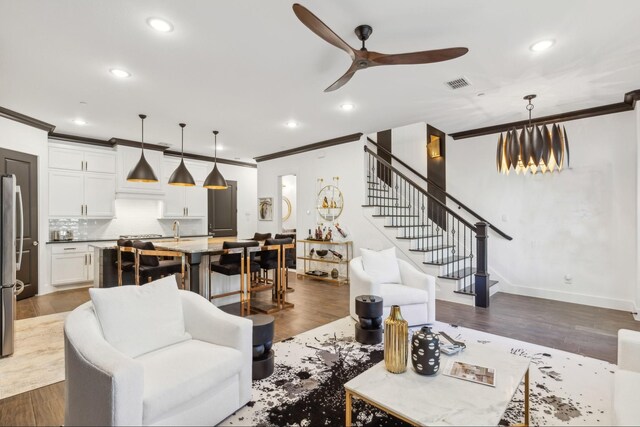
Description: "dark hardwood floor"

(1, 276), (639, 426)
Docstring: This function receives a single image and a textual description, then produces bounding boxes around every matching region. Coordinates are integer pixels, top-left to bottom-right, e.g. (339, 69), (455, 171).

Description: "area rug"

(223, 317), (614, 426)
(0, 312), (68, 399)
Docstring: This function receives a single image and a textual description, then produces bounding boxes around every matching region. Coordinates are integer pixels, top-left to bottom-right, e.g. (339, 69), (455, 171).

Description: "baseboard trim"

(633, 305), (640, 321)
(499, 282), (635, 312)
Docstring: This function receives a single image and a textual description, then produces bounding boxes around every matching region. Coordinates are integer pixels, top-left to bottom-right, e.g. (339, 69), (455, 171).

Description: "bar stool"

(209, 241), (259, 304)
(133, 241), (186, 288)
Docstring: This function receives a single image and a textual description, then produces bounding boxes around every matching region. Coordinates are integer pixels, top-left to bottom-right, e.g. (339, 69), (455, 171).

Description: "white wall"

(281, 174), (297, 231)
(0, 117), (50, 296)
(447, 111), (637, 311)
(257, 139), (405, 269)
(636, 106), (640, 316)
(390, 122), (429, 184)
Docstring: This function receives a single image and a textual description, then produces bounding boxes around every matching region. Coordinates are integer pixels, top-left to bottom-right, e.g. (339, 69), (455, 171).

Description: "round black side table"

(355, 295), (383, 345)
(247, 314), (275, 380)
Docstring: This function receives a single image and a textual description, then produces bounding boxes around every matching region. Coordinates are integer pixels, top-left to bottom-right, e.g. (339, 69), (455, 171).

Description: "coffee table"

(344, 338), (530, 426)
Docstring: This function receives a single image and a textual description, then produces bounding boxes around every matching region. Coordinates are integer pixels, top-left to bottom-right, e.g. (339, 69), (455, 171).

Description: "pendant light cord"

(139, 114), (147, 153)
(213, 130), (219, 165)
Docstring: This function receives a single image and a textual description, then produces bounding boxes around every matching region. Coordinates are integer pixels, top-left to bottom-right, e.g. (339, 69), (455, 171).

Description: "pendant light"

(168, 123), (195, 186)
(203, 130), (228, 189)
(127, 114), (159, 182)
(496, 95), (570, 175)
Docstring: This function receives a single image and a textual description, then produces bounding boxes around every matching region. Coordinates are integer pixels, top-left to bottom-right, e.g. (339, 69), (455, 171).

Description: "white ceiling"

(1, 0), (639, 161)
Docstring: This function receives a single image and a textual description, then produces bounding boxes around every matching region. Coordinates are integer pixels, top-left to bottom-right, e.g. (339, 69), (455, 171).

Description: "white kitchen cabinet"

(49, 146), (84, 171)
(163, 182), (187, 217)
(116, 146), (164, 196)
(84, 173), (116, 217)
(49, 145), (116, 173)
(49, 171), (85, 217)
(49, 171), (116, 218)
(185, 185), (207, 217)
(85, 151), (116, 174)
(50, 243), (93, 286)
(50, 253), (89, 285)
(161, 158), (208, 218)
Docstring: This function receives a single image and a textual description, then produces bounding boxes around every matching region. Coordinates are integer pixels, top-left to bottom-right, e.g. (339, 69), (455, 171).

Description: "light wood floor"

(1, 275), (639, 426)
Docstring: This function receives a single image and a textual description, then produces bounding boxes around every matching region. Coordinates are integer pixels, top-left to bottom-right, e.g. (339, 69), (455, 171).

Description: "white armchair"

(64, 280), (252, 426)
(349, 256), (436, 326)
(613, 329), (640, 426)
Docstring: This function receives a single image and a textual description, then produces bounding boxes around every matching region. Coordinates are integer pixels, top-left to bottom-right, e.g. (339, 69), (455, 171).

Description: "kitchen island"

(90, 237), (236, 297)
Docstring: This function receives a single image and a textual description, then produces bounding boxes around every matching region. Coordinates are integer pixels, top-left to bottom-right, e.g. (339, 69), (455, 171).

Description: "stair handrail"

(366, 137), (512, 241)
(364, 146), (477, 232)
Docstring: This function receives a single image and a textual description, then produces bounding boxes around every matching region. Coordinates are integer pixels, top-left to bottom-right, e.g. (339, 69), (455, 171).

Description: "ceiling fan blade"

(324, 62), (358, 92)
(370, 47), (468, 66)
(292, 3), (355, 60)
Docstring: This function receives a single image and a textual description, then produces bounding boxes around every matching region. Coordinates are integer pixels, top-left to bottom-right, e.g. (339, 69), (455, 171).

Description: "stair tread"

(423, 255), (469, 266)
(368, 187), (389, 192)
(409, 245), (453, 252)
(366, 196), (398, 200)
(396, 235), (438, 240)
(438, 267), (476, 280)
(362, 205), (410, 208)
(372, 214), (419, 218)
(384, 224), (431, 228)
(453, 280), (499, 296)
(453, 289), (476, 296)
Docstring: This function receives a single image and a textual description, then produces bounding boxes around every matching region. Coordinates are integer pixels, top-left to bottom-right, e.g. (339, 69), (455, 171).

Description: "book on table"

(442, 360), (496, 387)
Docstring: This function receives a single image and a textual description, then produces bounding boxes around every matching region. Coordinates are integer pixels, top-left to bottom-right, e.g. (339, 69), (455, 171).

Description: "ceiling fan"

(292, 3), (469, 92)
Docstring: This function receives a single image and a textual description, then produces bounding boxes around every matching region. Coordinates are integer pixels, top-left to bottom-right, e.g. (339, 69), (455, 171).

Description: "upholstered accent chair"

(64, 276), (252, 426)
(613, 329), (640, 426)
(349, 250), (436, 326)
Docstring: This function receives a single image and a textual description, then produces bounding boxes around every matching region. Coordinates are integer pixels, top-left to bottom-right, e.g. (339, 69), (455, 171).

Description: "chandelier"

(497, 95), (570, 175)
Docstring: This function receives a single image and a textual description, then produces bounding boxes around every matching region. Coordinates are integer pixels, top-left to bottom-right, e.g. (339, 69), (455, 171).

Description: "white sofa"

(349, 256), (436, 326)
(64, 280), (252, 426)
(613, 329), (640, 426)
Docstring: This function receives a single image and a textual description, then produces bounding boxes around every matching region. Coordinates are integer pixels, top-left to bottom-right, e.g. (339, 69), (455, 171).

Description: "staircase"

(363, 145), (505, 307)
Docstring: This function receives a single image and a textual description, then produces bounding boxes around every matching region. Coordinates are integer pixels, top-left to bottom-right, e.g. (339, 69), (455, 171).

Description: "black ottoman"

(247, 314), (275, 380)
(355, 295), (383, 345)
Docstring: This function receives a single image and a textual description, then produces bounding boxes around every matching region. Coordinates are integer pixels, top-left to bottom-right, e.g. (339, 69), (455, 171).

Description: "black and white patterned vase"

(411, 326), (440, 375)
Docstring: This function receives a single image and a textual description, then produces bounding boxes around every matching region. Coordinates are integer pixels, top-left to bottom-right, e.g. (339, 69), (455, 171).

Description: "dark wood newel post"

(474, 222), (490, 308)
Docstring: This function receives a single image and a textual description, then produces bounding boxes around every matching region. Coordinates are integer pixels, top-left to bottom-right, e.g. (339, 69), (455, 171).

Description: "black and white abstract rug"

(222, 317), (613, 426)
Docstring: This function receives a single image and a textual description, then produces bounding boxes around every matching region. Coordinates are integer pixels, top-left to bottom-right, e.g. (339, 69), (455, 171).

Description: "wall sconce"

(427, 135), (441, 159)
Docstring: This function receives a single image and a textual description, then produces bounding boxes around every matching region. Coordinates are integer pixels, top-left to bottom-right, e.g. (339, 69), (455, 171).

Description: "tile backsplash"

(49, 199), (206, 241)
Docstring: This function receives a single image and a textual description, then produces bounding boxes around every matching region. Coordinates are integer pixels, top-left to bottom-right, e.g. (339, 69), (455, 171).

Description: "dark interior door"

(0, 148), (38, 299)
(208, 180), (237, 237)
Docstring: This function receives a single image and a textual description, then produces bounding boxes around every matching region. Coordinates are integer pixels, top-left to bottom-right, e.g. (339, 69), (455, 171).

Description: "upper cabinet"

(160, 157), (209, 218)
(48, 143), (116, 218)
(116, 146), (164, 197)
(49, 145), (116, 173)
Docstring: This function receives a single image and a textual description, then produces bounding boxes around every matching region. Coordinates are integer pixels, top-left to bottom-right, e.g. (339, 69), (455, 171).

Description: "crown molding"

(254, 132), (363, 162)
(49, 132), (113, 148)
(164, 150), (257, 169)
(450, 89), (640, 140)
(0, 106), (55, 133)
(108, 137), (169, 152)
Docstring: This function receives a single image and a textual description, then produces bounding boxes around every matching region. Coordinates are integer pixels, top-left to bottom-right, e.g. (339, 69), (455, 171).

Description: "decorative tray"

(305, 270), (329, 277)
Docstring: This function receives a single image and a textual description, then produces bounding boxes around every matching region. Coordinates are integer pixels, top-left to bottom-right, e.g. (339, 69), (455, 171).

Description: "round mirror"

(316, 185), (343, 221)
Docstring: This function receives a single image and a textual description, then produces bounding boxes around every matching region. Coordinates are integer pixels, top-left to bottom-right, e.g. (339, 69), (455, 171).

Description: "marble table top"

(90, 237), (248, 254)
(344, 338), (530, 426)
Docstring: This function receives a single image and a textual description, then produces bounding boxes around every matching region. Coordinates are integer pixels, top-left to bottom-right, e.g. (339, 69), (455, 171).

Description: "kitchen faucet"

(172, 220), (180, 240)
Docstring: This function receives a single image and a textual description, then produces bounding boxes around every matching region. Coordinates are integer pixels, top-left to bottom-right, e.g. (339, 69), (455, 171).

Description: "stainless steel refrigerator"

(1, 174), (24, 357)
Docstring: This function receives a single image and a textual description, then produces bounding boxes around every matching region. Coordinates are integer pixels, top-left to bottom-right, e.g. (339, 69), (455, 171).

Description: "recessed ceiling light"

(285, 121), (298, 128)
(530, 39), (555, 52)
(147, 17), (174, 33)
(340, 103), (355, 111)
(72, 118), (87, 125)
(109, 68), (131, 78)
